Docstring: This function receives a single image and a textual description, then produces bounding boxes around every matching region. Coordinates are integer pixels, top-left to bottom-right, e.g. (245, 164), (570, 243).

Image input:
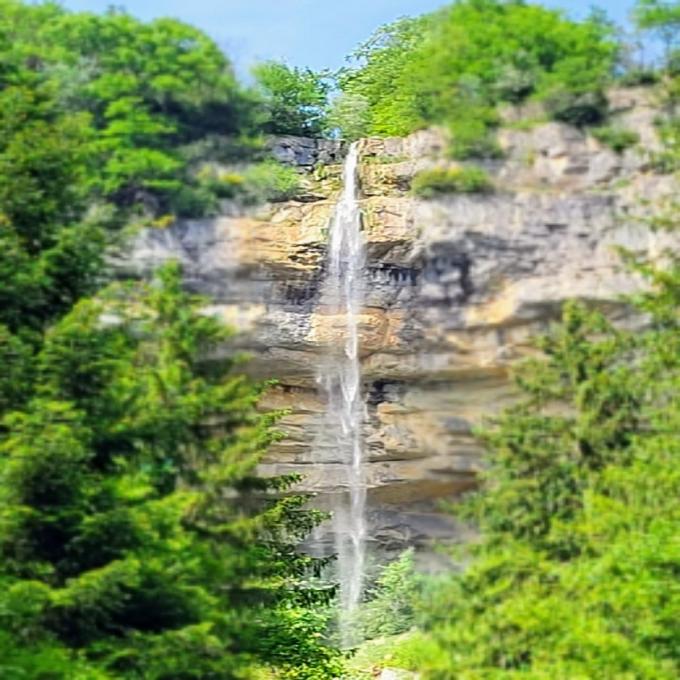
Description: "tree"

(326, 93), (371, 141)
(252, 61), (330, 137)
(353, 549), (421, 641)
(0, 264), (342, 678)
(0, 6), (343, 676)
(0, 0), (261, 219)
(337, 16), (428, 137)
(0, 68), (107, 417)
(0, 82), (103, 326)
(634, 0), (680, 61)
(421, 285), (679, 677)
(340, 0), (617, 140)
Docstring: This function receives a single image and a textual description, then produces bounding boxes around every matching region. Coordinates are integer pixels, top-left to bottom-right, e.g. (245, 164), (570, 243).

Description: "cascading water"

(317, 142), (367, 644)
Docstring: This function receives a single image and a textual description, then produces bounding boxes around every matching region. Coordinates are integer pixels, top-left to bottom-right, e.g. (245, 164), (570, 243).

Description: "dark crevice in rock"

(367, 263), (420, 286)
(366, 380), (407, 407)
(422, 250), (473, 305)
(280, 280), (322, 308)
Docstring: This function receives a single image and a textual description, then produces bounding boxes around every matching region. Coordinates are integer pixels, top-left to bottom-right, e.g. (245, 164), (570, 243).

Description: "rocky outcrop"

(124, 87), (678, 563)
(267, 135), (345, 169)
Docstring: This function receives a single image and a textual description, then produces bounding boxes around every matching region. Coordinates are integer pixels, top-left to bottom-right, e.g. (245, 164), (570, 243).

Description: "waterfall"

(317, 142), (367, 644)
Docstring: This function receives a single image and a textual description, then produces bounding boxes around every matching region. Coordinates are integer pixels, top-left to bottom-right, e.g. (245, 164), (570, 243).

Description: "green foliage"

(543, 87), (609, 126)
(652, 115), (680, 172)
(337, 16), (428, 137)
(345, 630), (438, 679)
(253, 61), (330, 137)
(199, 161), (301, 205)
(418, 113), (680, 671)
(239, 161), (302, 203)
(448, 105), (504, 160)
(634, 0), (680, 60)
(420, 284), (680, 676)
(0, 76), (106, 400)
(0, 6), (344, 675)
(339, 0), (617, 140)
(592, 125), (641, 152)
(411, 166), (492, 198)
(327, 93), (371, 141)
(619, 67), (661, 86)
(354, 550), (420, 640)
(0, 0), (268, 219)
(0, 263), (343, 678)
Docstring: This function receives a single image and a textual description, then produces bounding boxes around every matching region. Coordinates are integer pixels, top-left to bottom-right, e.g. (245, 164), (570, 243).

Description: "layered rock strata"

(124, 87), (678, 563)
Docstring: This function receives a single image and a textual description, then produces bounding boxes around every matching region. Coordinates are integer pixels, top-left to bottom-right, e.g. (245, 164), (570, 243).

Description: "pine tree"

(0, 24), (343, 676)
(422, 280), (680, 677)
(0, 264), (342, 679)
(421, 99), (680, 673)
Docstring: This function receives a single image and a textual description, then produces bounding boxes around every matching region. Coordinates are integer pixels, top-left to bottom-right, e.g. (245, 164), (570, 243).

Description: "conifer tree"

(423, 89), (680, 675)
(424, 286), (680, 677)
(0, 7), (344, 676)
(0, 265), (342, 679)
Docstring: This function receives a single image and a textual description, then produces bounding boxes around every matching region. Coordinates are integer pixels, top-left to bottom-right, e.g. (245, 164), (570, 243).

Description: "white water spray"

(317, 142), (367, 642)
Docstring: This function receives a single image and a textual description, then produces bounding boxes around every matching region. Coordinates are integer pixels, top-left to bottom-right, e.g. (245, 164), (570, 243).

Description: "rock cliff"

(123, 87), (678, 563)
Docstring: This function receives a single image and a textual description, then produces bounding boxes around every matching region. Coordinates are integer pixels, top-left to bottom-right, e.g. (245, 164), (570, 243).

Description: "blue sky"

(63, 0), (636, 74)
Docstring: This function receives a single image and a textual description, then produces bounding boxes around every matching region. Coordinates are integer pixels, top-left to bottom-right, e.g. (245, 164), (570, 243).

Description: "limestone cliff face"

(124, 88), (678, 559)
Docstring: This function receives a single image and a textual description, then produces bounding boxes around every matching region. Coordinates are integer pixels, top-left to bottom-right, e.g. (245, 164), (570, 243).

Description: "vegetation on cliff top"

(411, 166), (492, 198)
(0, 0), (330, 224)
(336, 0), (618, 143)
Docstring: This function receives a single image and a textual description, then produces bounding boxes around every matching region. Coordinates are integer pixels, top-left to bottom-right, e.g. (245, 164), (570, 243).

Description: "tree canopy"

(338, 0), (618, 142)
(0, 3), (343, 677)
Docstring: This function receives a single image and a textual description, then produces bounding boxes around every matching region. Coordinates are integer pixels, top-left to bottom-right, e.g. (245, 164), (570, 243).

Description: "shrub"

(592, 125), (641, 153)
(411, 166), (492, 198)
(668, 48), (680, 76)
(619, 68), (661, 87)
(448, 114), (504, 160)
(241, 161), (301, 203)
(354, 549), (421, 641)
(544, 88), (609, 127)
(197, 161), (301, 206)
(170, 184), (219, 217)
(651, 117), (680, 172)
(345, 631), (441, 678)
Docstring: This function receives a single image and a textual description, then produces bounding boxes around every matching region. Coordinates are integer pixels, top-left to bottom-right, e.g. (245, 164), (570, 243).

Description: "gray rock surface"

(124, 88), (678, 563)
(267, 135), (345, 169)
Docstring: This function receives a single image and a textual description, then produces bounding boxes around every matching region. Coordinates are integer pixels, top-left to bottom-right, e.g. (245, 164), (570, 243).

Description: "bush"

(450, 133), (504, 161)
(346, 631), (441, 678)
(411, 166), (492, 198)
(354, 549), (421, 641)
(544, 88), (609, 127)
(199, 161), (301, 205)
(170, 184), (219, 217)
(668, 48), (680, 76)
(241, 161), (301, 203)
(592, 125), (641, 153)
(651, 117), (680, 172)
(619, 68), (661, 87)
(448, 111), (504, 160)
